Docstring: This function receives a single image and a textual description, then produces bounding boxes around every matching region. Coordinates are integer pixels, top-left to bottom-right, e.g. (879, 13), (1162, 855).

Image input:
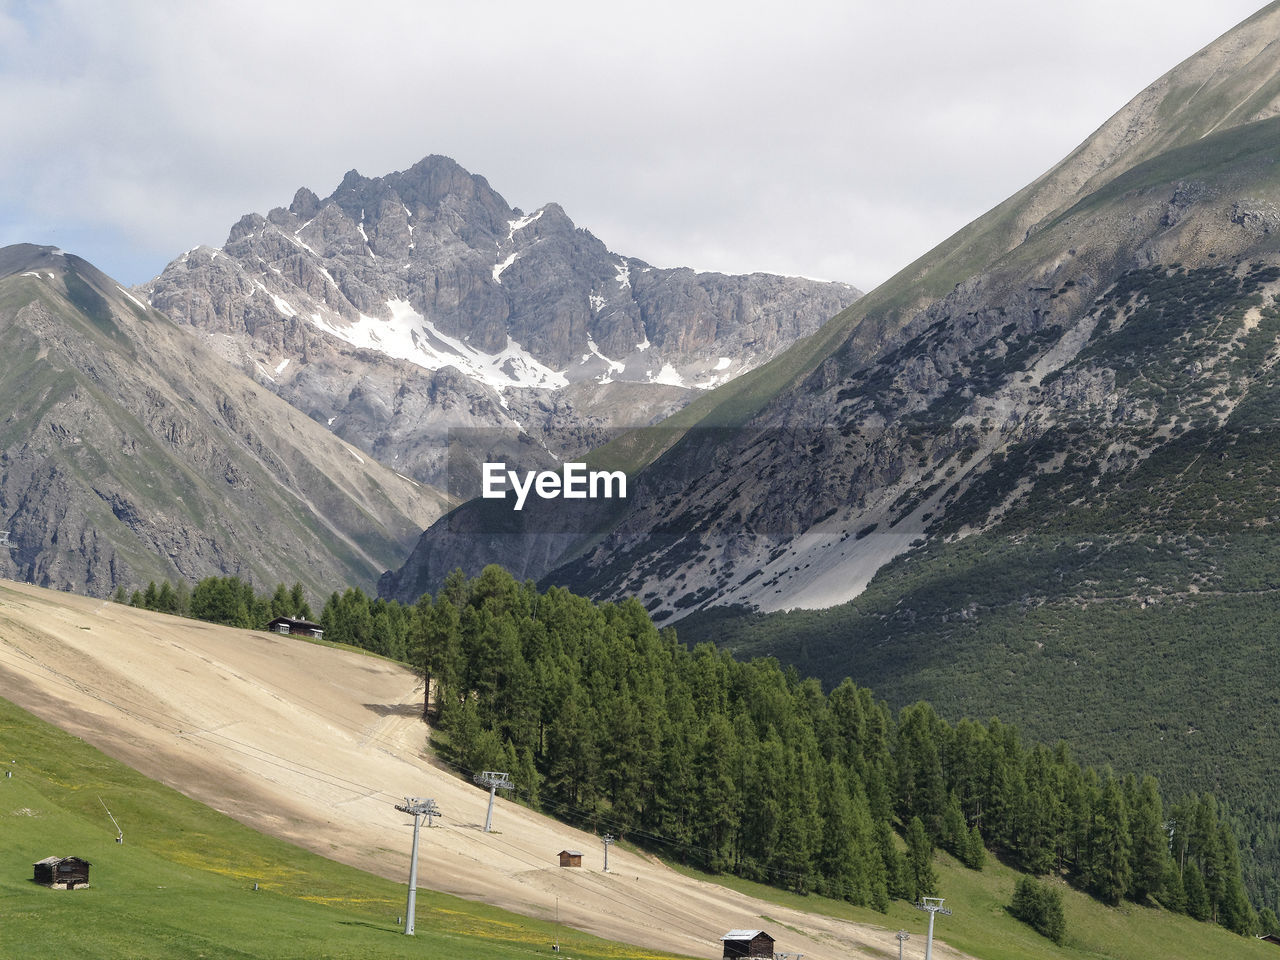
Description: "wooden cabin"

(33, 856), (91, 889)
(267, 616), (324, 639)
(558, 850), (583, 867)
(720, 929), (774, 959)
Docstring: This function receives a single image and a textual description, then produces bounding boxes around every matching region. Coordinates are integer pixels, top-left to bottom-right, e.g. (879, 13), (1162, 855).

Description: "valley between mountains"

(8, 0), (1280, 954)
(0, 580), (972, 960)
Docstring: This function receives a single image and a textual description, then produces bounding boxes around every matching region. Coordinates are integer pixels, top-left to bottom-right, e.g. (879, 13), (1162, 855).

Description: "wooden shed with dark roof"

(33, 856), (91, 888)
(267, 617), (324, 639)
(720, 929), (774, 958)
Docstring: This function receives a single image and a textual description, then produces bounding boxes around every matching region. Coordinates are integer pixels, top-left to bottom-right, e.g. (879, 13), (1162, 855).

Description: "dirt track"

(0, 579), (974, 960)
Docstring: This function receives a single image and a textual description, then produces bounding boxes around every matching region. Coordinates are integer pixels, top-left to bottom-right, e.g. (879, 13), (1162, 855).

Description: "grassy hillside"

(672, 848), (1279, 960)
(0, 695), (687, 960)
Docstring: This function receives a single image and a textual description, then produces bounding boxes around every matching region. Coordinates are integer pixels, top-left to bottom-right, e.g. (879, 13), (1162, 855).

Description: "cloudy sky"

(0, 0), (1266, 291)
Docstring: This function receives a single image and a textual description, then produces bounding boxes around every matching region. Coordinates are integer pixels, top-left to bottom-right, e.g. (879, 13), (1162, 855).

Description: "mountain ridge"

(144, 154), (860, 488)
(383, 2), (1280, 609)
(0, 243), (446, 599)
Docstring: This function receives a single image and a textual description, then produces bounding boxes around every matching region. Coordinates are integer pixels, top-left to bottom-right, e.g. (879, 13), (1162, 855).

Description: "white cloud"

(0, 0), (1266, 287)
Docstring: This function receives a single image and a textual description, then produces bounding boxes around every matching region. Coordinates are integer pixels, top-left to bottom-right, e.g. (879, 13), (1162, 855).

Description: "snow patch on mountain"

(584, 336), (626, 384)
(116, 286), (148, 310)
(507, 209), (544, 240)
(307, 298), (568, 391)
(270, 293), (298, 318)
(493, 253), (519, 283)
(649, 363), (685, 387)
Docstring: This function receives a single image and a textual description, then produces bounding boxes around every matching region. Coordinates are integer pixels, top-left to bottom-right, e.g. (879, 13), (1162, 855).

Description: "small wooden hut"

(267, 617), (324, 639)
(720, 929), (774, 959)
(557, 850), (583, 867)
(33, 856), (91, 889)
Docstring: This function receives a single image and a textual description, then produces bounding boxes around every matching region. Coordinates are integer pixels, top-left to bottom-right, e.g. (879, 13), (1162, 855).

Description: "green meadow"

(670, 846), (1278, 960)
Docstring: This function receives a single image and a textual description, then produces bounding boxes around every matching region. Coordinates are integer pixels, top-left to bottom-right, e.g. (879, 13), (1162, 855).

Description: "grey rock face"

(0, 244), (445, 599)
(143, 155), (859, 487)
(385, 114), (1280, 611)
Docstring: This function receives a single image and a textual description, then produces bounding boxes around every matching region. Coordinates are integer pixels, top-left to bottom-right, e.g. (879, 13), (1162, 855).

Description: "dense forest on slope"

(305, 566), (1260, 937)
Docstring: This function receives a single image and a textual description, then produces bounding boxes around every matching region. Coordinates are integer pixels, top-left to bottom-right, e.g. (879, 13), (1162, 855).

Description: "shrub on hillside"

(1010, 875), (1066, 945)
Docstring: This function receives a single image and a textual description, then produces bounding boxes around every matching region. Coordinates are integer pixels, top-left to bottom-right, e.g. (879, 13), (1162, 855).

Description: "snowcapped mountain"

(144, 155), (859, 486)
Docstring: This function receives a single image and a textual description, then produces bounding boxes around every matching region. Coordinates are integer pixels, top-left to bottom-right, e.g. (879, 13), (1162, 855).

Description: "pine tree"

(941, 792), (968, 861)
(1161, 855), (1187, 913)
(966, 823), (987, 870)
(1088, 777), (1132, 905)
(1259, 907), (1280, 937)
(515, 744), (540, 810)
(876, 819), (906, 901)
(773, 742), (823, 893)
(157, 580), (176, 614)
(1018, 779), (1055, 874)
(896, 703), (947, 836)
(739, 734), (784, 880)
(172, 578), (191, 616)
(1185, 861), (1210, 921)
(1217, 824), (1255, 935)
(410, 594), (460, 721)
(906, 815), (938, 900)
(1128, 775), (1166, 902)
(444, 696), (482, 771)
(270, 583), (292, 619)
(543, 687), (599, 811)
(1191, 795), (1225, 921)
(289, 581), (311, 619)
(840, 767), (882, 906)
(691, 714), (741, 873)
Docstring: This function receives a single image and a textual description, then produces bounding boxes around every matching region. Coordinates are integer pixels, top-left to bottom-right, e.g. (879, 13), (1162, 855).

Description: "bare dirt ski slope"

(0, 579), (973, 960)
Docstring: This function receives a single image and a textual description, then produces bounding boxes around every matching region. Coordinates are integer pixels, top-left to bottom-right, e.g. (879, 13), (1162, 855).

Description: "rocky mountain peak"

(144, 153), (860, 487)
(289, 186), (321, 219)
(319, 154), (512, 245)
